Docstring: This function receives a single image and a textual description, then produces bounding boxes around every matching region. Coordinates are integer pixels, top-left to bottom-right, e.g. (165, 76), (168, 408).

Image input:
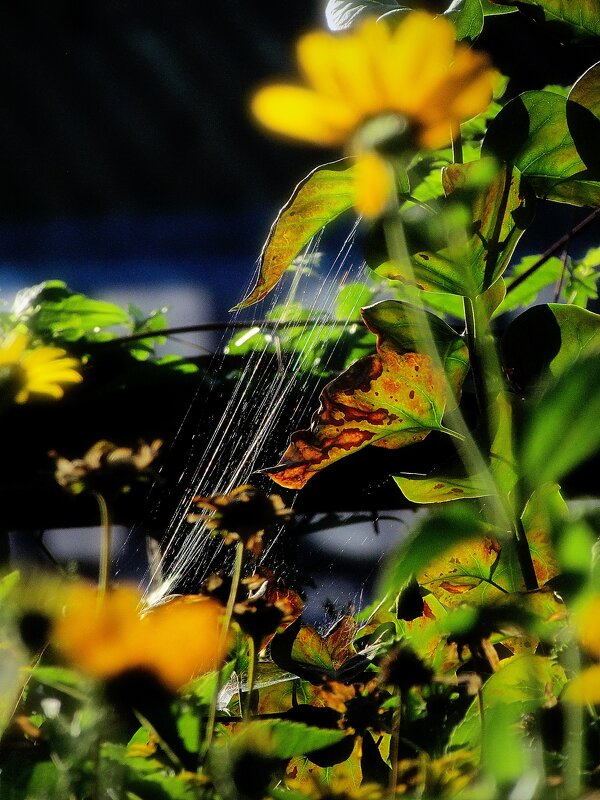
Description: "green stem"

(244, 637), (257, 721)
(389, 689), (401, 798)
(203, 539), (245, 754)
(383, 211), (504, 523)
(94, 492), (111, 601)
(463, 296), (488, 432)
(451, 129), (463, 165)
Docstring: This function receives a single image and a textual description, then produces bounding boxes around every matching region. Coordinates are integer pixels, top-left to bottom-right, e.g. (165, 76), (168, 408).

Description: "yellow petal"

(251, 84), (354, 146)
(22, 346), (69, 366)
(564, 664), (600, 704)
(0, 331), (28, 365)
(386, 12), (455, 112)
(298, 20), (391, 117)
(353, 151), (395, 219)
(575, 596), (600, 659)
(25, 382), (65, 398)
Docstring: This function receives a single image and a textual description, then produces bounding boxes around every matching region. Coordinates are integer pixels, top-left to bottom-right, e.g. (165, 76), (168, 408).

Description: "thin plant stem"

(384, 192), (539, 591)
(244, 636), (257, 721)
(94, 492), (111, 601)
(383, 211), (503, 518)
(462, 296), (487, 427)
(389, 689), (401, 798)
(505, 207), (600, 296)
(203, 539), (245, 754)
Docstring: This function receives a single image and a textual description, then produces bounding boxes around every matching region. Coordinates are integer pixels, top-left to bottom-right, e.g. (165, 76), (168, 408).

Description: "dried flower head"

(50, 438), (162, 497)
(378, 643), (434, 692)
(188, 484), (293, 556)
(0, 330), (82, 405)
(203, 568), (303, 650)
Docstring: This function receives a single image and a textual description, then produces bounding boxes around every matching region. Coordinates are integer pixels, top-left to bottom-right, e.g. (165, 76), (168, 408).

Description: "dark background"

(1, 1), (600, 316)
(4, 2), (600, 612)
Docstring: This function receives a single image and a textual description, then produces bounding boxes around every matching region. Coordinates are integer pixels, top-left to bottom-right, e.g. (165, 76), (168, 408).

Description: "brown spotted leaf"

(394, 472), (491, 504)
(419, 537), (503, 607)
(265, 300), (469, 489)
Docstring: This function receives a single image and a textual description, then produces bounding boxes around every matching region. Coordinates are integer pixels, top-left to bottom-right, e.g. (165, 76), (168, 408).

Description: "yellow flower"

(253, 12), (496, 150)
(251, 12), (497, 217)
(0, 331), (82, 404)
(564, 596), (600, 704)
(52, 583), (228, 691)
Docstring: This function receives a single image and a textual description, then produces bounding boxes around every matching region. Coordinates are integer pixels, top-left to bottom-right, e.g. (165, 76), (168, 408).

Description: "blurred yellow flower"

(251, 12), (497, 217)
(52, 583), (228, 692)
(0, 331), (82, 404)
(564, 596), (600, 704)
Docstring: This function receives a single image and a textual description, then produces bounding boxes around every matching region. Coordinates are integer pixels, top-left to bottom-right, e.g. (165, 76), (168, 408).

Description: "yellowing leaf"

(232, 161), (355, 309)
(378, 161), (533, 298)
(394, 471), (491, 503)
(419, 536), (502, 606)
(265, 301), (468, 489)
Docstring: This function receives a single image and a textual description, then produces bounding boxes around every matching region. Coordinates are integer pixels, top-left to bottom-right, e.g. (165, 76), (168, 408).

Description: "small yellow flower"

(0, 331), (82, 404)
(563, 596), (600, 704)
(52, 583), (228, 691)
(251, 12), (497, 217)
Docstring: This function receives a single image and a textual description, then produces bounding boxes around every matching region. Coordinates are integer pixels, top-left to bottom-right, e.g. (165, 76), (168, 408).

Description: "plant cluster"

(4, 1), (600, 798)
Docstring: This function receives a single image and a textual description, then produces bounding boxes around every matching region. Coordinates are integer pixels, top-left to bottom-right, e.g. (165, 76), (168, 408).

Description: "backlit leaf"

(378, 504), (498, 598)
(446, 0), (484, 40)
(384, 161), (534, 297)
(450, 655), (564, 751)
(502, 303), (600, 392)
(521, 354), (600, 487)
(394, 471), (491, 503)
(483, 89), (600, 207)
(509, 0), (600, 37)
(264, 301), (469, 489)
(232, 162), (355, 309)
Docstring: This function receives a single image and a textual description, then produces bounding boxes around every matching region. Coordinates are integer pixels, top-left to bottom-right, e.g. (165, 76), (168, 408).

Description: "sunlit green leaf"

(379, 161), (534, 297)
(495, 255), (563, 316)
(265, 301), (469, 489)
(521, 354), (600, 487)
(232, 162), (355, 309)
(510, 0), (600, 37)
(14, 281), (130, 342)
(445, 0), (484, 40)
(378, 504), (497, 598)
(483, 88), (600, 206)
(502, 303), (600, 391)
(450, 655), (564, 752)
(394, 471), (491, 503)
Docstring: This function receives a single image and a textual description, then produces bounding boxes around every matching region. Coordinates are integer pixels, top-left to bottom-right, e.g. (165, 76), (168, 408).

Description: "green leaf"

(483, 89), (600, 207)
(502, 303), (600, 391)
(511, 0), (600, 37)
(521, 354), (600, 487)
(377, 504), (497, 598)
(232, 162), (355, 309)
(0, 757), (59, 800)
(445, 0), (484, 40)
(381, 161), (534, 297)
(101, 743), (199, 800)
(496, 255), (563, 316)
(335, 282), (374, 320)
(265, 301), (469, 489)
(0, 570), (19, 601)
(394, 471), (491, 503)
(226, 720), (348, 761)
(14, 281), (130, 342)
(325, 0), (407, 30)
(480, 0), (516, 12)
(450, 655), (564, 753)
